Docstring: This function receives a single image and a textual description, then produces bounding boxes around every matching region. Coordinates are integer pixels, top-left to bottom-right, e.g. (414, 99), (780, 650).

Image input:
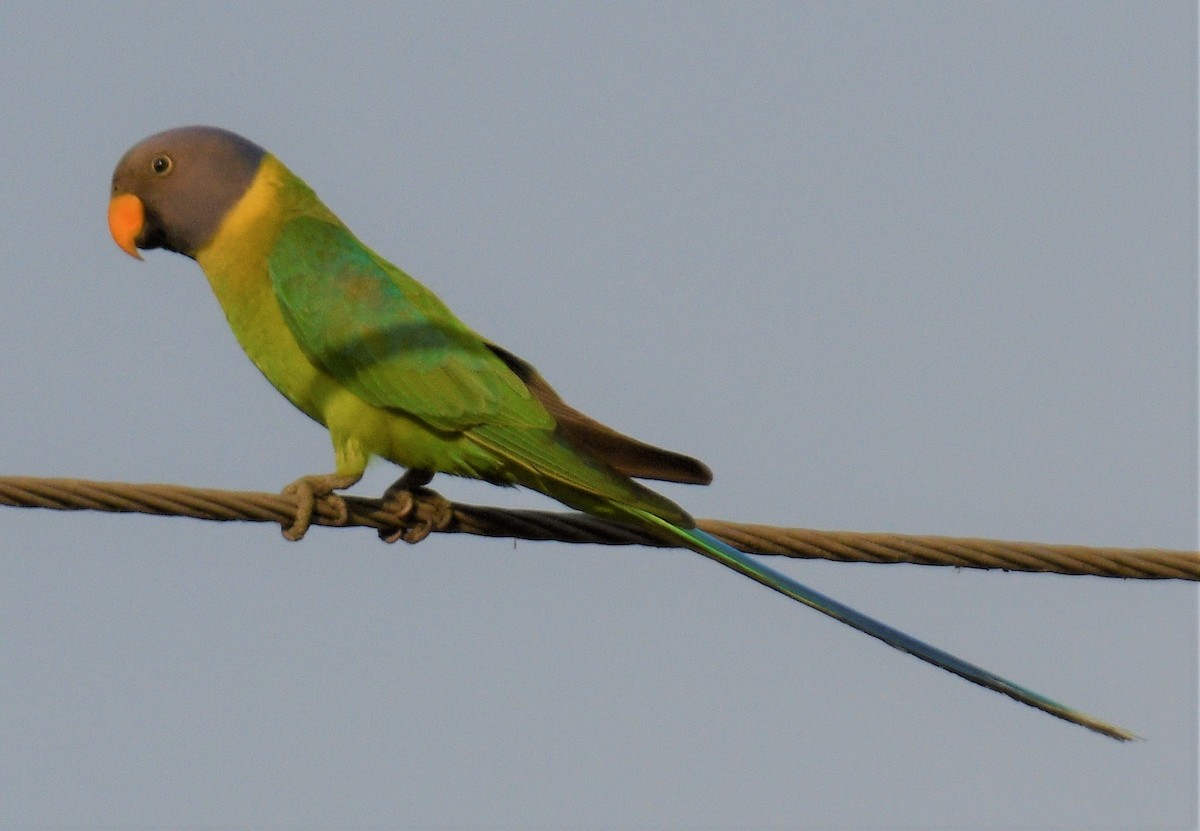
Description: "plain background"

(1, 3), (1195, 828)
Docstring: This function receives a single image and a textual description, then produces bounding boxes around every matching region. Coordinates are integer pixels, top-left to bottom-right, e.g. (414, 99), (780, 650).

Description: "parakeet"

(108, 126), (1134, 740)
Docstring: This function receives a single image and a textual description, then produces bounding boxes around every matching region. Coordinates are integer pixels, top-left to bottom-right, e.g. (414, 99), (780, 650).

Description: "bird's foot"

(280, 473), (361, 541)
(378, 469), (453, 544)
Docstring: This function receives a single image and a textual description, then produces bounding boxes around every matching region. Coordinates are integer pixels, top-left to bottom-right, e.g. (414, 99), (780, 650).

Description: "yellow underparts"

(192, 156), (495, 482)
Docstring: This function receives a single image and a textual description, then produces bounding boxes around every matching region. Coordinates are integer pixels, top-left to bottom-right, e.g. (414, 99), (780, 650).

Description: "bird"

(108, 125), (1135, 741)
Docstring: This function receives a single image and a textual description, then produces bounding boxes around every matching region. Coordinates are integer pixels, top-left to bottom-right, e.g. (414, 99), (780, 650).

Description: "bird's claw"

(280, 473), (359, 541)
(378, 473), (452, 544)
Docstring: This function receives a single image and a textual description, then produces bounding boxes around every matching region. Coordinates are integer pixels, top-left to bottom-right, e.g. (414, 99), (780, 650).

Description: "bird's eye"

(151, 155), (173, 175)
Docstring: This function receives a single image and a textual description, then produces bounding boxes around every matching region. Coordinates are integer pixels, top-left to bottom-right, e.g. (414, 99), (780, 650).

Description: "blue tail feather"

(633, 511), (1137, 741)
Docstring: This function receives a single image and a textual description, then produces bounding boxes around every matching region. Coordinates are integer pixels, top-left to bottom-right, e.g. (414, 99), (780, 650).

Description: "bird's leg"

(378, 468), (453, 544)
(280, 472), (362, 541)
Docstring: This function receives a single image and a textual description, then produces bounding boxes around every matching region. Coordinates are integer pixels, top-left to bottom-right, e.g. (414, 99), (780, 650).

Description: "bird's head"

(108, 125), (266, 260)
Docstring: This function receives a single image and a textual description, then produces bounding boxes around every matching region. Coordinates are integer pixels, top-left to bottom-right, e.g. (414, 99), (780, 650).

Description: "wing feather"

(268, 216), (552, 432)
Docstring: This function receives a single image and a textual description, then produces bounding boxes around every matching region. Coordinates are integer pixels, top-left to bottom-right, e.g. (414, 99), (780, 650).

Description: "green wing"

(268, 214), (692, 524)
(268, 215), (553, 433)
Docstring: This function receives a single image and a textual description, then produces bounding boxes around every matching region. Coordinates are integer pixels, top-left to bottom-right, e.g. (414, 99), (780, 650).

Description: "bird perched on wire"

(108, 125), (1135, 740)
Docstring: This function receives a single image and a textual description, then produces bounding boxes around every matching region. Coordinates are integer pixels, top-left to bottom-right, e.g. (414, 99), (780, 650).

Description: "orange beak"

(108, 193), (145, 260)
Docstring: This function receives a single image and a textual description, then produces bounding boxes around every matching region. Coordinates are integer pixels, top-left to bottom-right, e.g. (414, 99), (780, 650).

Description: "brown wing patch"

(485, 342), (713, 486)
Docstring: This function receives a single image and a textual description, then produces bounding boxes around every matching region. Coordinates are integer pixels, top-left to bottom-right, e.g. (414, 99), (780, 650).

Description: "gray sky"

(1, 3), (1195, 828)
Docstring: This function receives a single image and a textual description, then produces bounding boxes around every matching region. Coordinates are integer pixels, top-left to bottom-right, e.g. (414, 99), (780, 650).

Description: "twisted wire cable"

(0, 476), (1194, 580)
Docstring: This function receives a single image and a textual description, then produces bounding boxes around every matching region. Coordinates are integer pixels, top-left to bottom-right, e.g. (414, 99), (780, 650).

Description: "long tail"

(633, 510), (1137, 741)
